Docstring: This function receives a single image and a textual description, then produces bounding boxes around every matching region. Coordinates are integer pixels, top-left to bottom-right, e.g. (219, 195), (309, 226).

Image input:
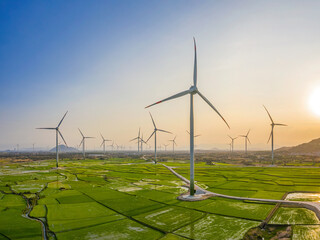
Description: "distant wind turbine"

(263, 105), (287, 165)
(100, 133), (111, 154)
(163, 143), (169, 152)
(36, 111), (68, 168)
(169, 136), (177, 153)
(145, 38), (230, 196)
(228, 143), (232, 152)
(228, 135), (238, 153)
(130, 128), (141, 153)
(146, 112), (172, 163)
(186, 130), (201, 138)
(140, 134), (147, 152)
(78, 128), (94, 159)
(239, 130), (251, 154)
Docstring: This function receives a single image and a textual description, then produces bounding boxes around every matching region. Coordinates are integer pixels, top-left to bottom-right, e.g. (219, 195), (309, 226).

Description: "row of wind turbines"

(37, 38), (287, 198)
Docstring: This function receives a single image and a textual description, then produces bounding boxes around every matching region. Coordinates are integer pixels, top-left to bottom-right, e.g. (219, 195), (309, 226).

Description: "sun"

(309, 87), (320, 116)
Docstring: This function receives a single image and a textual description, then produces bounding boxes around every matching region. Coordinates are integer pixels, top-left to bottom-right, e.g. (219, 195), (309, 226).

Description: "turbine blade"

(100, 133), (105, 140)
(186, 130), (190, 135)
(246, 129), (250, 136)
(138, 128), (140, 138)
(79, 138), (84, 146)
(149, 112), (157, 129)
(100, 141), (104, 147)
(36, 128), (55, 130)
(130, 137), (138, 142)
(267, 130), (272, 143)
(193, 37), (197, 87)
(86, 137), (95, 139)
(275, 123), (287, 126)
(145, 89), (191, 108)
(174, 136), (177, 141)
(78, 128), (84, 137)
(195, 134), (201, 137)
(57, 111), (68, 128)
(146, 131), (155, 143)
(197, 90), (230, 129)
(158, 129), (172, 134)
(58, 130), (68, 147)
(263, 105), (274, 124)
(247, 137), (251, 144)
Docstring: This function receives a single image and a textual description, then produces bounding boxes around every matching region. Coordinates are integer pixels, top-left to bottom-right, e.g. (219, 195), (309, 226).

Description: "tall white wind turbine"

(146, 112), (172, 163)
(37, 111), (68, 168)
(239, 130), (251, 154)
(263, 105), (287, 165)
(100, 133), (111, 154)
(228, 135), (238, 153)
(78, 128), (94, 159)
(145, 38), (230, 196)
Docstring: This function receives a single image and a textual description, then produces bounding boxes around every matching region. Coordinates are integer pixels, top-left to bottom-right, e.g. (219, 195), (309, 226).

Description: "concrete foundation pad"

(178, 192), (215, 201)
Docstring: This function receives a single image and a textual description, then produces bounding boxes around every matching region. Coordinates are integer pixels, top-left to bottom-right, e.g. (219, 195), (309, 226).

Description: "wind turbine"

(36, 111), (68, 168)
(169, 136), (177, 154)
(145, 38), (229, 196)
(130, 128), (141, 153)
(239, 130), (251, 154)
(140, 134), (147, 152)
(186, 130), (201, 138)
(110, 141), (115, 151)
(163, 143), (169, 152)
(146, 112), (172, 163)
(78, 128), (94, 159)
(100, 133), (111, 154)
(228, 135), (238, 153)
(263, 105), (287, 165)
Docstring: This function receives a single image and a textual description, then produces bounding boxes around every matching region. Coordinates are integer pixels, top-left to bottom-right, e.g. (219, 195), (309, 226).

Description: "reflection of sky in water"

(286, 193), (320, 202)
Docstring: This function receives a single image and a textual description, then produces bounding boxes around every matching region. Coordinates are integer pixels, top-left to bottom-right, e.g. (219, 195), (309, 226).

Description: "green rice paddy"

(1, 158), (320, 239)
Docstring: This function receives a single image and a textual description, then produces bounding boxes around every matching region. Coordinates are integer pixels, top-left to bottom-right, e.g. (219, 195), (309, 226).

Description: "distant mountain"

(50, 145), (79, 153)
(277, 138), (320, 155)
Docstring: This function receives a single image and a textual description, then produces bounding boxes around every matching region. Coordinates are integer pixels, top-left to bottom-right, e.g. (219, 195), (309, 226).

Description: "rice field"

(1, 158), (320, 239)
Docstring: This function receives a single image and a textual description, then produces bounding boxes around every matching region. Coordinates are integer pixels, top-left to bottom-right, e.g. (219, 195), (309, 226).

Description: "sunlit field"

(1, 157), (320, 239)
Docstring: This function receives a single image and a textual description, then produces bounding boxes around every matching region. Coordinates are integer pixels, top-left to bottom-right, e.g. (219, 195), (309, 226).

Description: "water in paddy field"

(286, 193), (320, 202)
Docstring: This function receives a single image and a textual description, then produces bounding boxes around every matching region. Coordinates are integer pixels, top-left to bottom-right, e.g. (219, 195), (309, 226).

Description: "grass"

(270, 207), (320, 224)
(134, 206), (205, 232)
(174, 214), (259, 240)
(2, 158), (320, 239)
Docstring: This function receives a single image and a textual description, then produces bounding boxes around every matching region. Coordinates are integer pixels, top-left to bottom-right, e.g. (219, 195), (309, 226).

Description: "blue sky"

(1, 1), (320, 151)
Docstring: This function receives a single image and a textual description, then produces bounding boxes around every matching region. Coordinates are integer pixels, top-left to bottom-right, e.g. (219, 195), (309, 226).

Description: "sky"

(1, 0), (320, 151)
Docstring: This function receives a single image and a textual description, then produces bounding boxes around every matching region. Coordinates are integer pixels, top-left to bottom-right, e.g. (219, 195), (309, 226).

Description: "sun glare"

(309, 87), (320, 116)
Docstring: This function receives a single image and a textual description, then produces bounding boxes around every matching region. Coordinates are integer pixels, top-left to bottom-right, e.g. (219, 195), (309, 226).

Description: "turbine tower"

(36, 111), (68, 168)
(146, 112), (171, 164)
(100, 133), (111, 154)
(78, 128), (94, 159)
(169, 136), (177, 153)
(263, 105), (287, 165)
(145, 38), (229, 196)
(239, 130), (251, 154)
(228, 135), (238, 153)
(130, 128), (141, 153)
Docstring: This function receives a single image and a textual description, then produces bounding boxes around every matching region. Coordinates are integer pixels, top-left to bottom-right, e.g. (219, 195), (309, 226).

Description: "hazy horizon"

(1, 0), (320, 151)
